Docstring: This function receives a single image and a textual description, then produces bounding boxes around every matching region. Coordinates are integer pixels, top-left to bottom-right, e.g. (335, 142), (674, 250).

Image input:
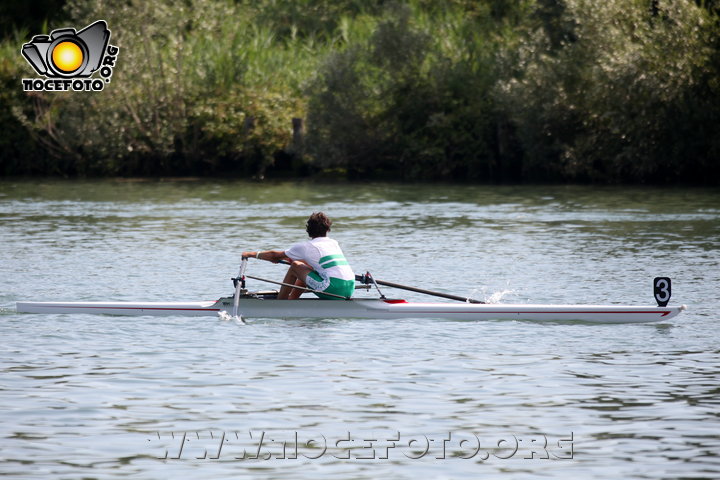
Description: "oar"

(274, 259), (484, 303)
(244, 274), (351, 300)
(356, 273), (485, 304)
(231, 259), (248, 320)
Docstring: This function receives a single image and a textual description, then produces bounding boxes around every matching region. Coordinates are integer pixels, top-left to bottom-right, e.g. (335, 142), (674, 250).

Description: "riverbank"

(2, 0), (719, 184)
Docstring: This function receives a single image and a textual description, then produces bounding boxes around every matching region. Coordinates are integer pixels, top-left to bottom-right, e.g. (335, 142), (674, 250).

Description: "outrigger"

(16, 261), (685, 323)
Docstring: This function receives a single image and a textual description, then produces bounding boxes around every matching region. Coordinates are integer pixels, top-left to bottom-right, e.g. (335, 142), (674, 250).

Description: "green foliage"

(305, 2), (504, 180)
(0, 31), (47, 175)
(0, 1), (68, 38)
(0, 0), (718, 183)
(193, 86), (304, 175)
(244, 0), (386, 40)
(496, 0), (720, 183)
(5, 0), (316, 176)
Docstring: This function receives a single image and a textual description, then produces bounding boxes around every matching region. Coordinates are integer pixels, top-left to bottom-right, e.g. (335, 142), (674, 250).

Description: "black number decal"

(653, 277), (671, 307)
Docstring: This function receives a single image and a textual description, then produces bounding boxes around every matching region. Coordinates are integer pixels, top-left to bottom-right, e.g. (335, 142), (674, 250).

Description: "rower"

(241, 212), (355, 300)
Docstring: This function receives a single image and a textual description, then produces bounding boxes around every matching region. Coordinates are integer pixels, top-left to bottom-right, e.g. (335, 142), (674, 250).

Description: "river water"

(1, 179), (718, 479)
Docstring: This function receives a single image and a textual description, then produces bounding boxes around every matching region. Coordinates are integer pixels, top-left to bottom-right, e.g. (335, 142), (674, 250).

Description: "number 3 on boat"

(653, 277), (671, 307)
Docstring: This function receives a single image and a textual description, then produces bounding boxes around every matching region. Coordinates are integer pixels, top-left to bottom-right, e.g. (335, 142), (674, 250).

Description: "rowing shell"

(15, 298), (686, 323)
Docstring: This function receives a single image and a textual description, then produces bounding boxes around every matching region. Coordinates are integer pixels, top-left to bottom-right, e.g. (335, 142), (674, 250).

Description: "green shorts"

(307, 271), (354, 300)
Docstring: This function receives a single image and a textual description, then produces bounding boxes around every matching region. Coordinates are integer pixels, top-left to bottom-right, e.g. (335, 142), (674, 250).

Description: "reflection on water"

(1, 179), (719, 479)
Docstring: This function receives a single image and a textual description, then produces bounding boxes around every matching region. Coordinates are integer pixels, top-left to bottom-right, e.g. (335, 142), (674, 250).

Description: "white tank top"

(285, 237), (354, 281)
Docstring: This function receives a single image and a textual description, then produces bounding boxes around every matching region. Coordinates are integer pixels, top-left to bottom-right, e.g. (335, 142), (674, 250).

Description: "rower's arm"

(241, 250), (289, 263)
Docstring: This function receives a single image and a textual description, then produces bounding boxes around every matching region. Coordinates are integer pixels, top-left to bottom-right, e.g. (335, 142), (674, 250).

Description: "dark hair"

(306, 212), (332, 238)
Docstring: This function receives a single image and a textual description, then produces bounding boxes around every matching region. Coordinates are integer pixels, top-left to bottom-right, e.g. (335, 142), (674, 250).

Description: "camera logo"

(21, 20), (119, 92)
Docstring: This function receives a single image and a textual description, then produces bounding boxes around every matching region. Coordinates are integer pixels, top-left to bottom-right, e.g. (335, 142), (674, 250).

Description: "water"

(1, 179), (719, 479)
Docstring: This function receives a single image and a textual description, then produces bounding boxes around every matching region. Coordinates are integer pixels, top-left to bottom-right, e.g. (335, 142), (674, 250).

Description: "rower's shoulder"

(311, 236), (338, 246)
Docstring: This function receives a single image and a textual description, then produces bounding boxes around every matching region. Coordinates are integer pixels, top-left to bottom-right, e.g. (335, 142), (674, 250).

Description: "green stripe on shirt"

(319, 254), (345, 264)
(320, 260), (349, 269)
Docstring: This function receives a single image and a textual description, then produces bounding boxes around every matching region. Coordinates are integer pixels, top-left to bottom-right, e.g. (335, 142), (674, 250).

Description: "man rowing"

(241, 212), (355, 300)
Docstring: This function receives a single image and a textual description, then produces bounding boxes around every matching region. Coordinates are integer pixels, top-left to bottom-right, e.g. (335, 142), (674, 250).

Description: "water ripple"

(1, 180), (719, 479)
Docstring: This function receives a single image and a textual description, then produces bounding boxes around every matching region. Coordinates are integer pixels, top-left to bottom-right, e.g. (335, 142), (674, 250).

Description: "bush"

(495, 0), (720, 183)
(1, 0), (718, 183)
(0, 31), (48, 175)
(5, 0), (313, 176)
(305, 2), (504, 180)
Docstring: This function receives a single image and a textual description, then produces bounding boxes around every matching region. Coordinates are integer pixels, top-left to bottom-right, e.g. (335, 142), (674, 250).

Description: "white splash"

(468, 283), (518, 304)
(217, 311), (246, 324)
(485, 289), (516, 304)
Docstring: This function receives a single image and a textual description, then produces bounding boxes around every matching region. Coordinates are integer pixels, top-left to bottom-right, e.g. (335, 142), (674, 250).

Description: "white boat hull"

(16, 298), (685, 323)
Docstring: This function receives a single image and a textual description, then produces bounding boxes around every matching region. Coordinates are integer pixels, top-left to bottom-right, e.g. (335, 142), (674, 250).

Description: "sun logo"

(21, 20), (120, 92)
(52, 41), (84, 73)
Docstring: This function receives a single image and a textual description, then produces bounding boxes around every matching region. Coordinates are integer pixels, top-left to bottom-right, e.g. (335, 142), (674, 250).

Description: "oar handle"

(231, 258), (248, 319)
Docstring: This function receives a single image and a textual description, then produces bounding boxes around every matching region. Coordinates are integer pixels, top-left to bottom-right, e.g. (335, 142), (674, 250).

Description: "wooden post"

(244, 115), (255, 133)
(291, 117), (304, 155)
